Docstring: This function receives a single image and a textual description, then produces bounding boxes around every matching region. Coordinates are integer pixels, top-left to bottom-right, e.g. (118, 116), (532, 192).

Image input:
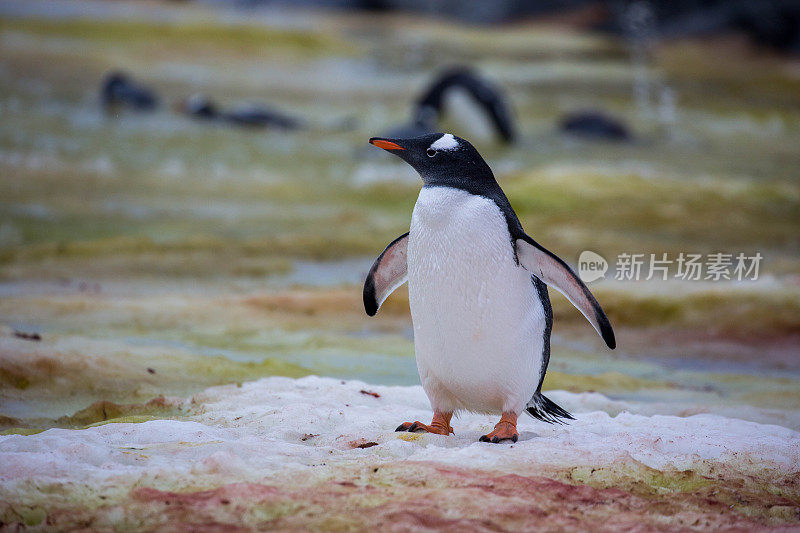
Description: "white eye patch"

(430, 133), (459, 151)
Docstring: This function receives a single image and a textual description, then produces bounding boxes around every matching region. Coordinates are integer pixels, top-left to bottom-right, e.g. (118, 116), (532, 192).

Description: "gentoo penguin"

(101, 72), (158, 112)
(364, 133), (615, 443)
(180, 94), (218, 120)
(179, 94), (304, 129)
(382, 67), (516, 143)
(560, 111), (631, 142)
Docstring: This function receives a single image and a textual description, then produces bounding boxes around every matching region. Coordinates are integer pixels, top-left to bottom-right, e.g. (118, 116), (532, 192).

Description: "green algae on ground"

(552, 286), (800, 339)
(0, 17), (358, 58)
(60, 396), (186, 428)
(0, 427), (46, 436)
(566, 461), (800, 526)
(86, 415), (175, 428)
(188, 354), (308, 384)
(506, 168), (800, 259)
(569, 463), (714, 494)
(542, 370), (667, 394)
(0, 328), (310, 429)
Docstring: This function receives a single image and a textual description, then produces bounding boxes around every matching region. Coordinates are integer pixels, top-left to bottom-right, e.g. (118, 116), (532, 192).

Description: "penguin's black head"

(368, 133), (495, 189)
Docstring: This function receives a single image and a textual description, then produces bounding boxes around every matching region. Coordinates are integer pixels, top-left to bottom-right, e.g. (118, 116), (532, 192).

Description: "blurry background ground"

(0, 0), (799, 529)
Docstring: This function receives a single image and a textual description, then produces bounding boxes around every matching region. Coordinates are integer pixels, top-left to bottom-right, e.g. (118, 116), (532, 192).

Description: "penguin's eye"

(426, 148), (437, 158)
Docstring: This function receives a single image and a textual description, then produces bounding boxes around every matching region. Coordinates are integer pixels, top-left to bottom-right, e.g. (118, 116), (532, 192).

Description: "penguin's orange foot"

(395, 411), (453, 435)
(479, 427), (518, 443)
(479, 412), (518, 443)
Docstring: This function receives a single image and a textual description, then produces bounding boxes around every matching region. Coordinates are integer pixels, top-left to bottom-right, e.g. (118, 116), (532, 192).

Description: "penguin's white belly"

(407, 186), (545, 415)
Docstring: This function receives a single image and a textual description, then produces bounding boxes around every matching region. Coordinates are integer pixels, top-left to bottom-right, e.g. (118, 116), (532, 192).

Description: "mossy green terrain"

(0, 1), (799, 530)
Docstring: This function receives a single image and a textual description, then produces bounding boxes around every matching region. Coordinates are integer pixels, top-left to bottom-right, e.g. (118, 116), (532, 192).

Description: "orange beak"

(369, 138), (405, 150)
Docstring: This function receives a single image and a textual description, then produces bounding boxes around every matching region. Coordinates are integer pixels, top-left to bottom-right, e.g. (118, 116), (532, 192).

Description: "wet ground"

(1, 0), (799, 530)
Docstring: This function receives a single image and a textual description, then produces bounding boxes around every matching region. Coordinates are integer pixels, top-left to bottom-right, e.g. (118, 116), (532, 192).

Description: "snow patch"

(1, 376), (798, 493)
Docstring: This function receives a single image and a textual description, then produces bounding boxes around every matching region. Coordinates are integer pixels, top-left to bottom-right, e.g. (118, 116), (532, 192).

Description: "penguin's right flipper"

(515, 236), (616, 349)
(363, 233), (409, 316)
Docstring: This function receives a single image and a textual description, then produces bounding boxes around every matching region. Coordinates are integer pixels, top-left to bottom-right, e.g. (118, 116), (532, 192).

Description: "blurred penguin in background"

(559, 110), (631, 142)
(101, 72), (159, 112)
(383, 66), (517, 144)
(178, 94), (305, 130)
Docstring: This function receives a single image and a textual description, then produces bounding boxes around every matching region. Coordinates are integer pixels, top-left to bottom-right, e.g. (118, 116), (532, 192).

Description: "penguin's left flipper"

(515, 236), (616, 349)
(363, 233), (409, 316)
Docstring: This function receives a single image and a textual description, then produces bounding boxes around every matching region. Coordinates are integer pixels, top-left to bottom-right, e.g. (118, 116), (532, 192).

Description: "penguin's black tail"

(524, 393), (575, 424)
